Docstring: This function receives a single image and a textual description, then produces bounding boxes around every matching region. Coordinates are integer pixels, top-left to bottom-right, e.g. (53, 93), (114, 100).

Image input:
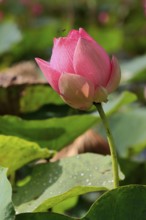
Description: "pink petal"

(67, 29), (80, 39)
(106, 56), (121, 93)
(73, 38), (111, 87)
(35, 58), (60, 93)
(59, 73), (94, 110)
(50, 37), (77, 73)
(79, 28), (111, 71)
(79, 28), (96, 42)
(68, 28), (98, 42)
(93, 86), (108, 103)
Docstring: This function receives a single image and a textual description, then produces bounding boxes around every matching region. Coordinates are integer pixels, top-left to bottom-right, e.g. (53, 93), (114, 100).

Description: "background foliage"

(0, 0), (146, 219)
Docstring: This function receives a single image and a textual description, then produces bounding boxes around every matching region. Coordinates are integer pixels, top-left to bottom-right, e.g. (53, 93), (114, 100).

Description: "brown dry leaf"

(51, 129), (110, 162)
(0, 61), (46, 88)
(0, 61), (48, 115)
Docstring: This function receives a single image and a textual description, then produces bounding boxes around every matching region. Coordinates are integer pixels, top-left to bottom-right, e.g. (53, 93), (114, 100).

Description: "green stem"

(94, 102), (119, 188)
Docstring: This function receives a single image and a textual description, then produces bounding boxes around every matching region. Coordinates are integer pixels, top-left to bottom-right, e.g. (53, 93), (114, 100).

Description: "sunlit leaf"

(0, 135), (51, 174)
(20, 85), (63, 113)
(52, 196), (78, 214)
(16, 186), (146, 220)
(13, 153), (116, 213)
(0, 166), (15, 220)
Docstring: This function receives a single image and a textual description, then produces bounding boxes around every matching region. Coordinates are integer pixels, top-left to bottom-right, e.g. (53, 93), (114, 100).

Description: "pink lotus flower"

(35, 28), (121, 110)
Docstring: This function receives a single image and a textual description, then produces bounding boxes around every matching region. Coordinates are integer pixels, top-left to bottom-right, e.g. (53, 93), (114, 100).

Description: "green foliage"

(20, 86), (63, 113)
(0, 21), (22, 55)
(12, 21), (60, 61)
(14, 185), (146, 219)
(0, 114), (97, 150)
(85, 185), (146, 220)
(52, 197), (78, 214)
(0, 82), (142, 219)
(0, 167), (15, 220)
(0, 90), (138, 219)
(13, 153), (115, 213)
(0, 135), (51, 174)
(88, 26), (123, 53)
(103, 91), (137, 115)
(104, 108), (146, 158)
(16, 213), (72, 220)
(121, 55), (146, 83)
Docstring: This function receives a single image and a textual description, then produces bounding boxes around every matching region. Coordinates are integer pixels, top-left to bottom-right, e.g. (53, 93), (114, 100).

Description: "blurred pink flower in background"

(35, 28), (121, 110)
(0, 11), (4, 21)
(31, 3), (43, 16)
(20, 0), (43, 16)
(98, 12), (110, 25)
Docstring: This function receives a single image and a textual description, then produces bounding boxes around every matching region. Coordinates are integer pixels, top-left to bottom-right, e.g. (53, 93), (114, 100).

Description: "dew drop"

(108, 180), (113, 183)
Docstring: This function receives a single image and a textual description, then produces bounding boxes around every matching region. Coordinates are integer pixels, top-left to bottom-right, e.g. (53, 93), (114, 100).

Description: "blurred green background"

(0, 0), (145, 67)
